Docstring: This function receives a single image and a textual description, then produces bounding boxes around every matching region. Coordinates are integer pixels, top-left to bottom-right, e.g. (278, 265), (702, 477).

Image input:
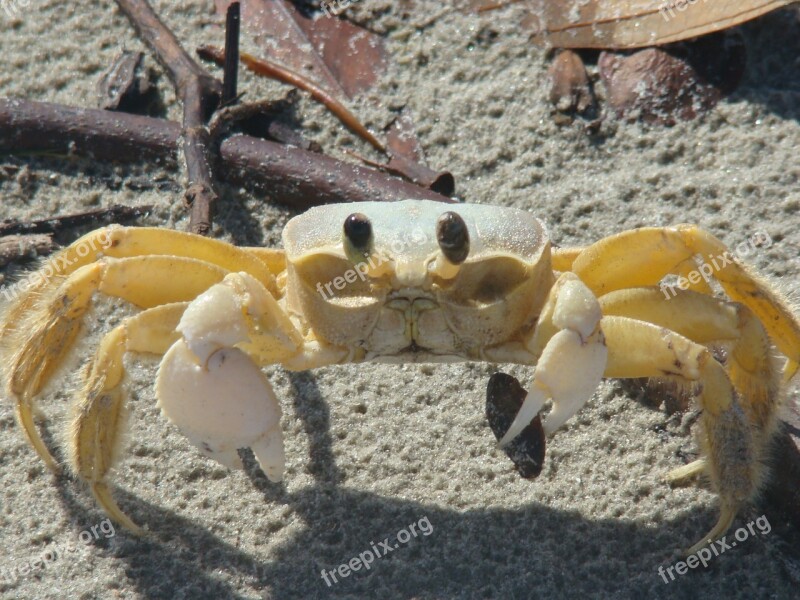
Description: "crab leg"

(551, 246), (584, 272)
(76, 271), (303, 532)
(599, 287), (780, 428)
(601, 315), (758, 555)
(2, 255), (228, 469)
(569, 225), (800, 381)
(70, 302), (187, 533)
(70, 271), (306, 533)
(599, 286), (781, 499)
(554, 246), (714, 293)
(1, 226), (278, 345)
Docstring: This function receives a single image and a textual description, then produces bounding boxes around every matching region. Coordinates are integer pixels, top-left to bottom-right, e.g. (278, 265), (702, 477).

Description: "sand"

(1, 1), (799, 598)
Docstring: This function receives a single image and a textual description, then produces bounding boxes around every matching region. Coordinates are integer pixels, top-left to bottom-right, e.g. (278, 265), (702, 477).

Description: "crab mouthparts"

(406, 340), (425, 353)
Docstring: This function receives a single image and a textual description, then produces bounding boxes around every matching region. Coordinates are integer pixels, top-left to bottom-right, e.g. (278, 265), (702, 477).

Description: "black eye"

(344, 213), (372, 250)
(436, 211), (469, 265)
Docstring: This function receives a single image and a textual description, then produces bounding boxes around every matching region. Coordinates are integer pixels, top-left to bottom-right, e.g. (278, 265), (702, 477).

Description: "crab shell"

(282, 200), (554, 361)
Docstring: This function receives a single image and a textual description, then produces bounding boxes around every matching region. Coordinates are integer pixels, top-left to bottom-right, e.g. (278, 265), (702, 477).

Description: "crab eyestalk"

(433, 211), (470, 279)
(343, 212), (391, 276)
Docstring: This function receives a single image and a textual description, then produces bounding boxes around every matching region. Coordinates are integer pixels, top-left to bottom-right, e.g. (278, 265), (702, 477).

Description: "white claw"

(252, 428), (286, 483)
(177, 282), (250, 364)
(552, 278), (602, 341)
(498, 386), (546, 448)
(536, 329), (607, 436)
(156, 340), (284, 479)
(500, 276), (608, 446)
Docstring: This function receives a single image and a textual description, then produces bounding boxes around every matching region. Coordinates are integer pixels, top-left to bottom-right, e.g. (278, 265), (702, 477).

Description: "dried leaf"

(214, 0), (451, 193)
(96, 51), (158, 113)
(599, 32), (746, 124)
(384, 108), (455, 196)
(547, 49), (595, 114)
(513, 0), (798, 50)
(215, 0), (387, 98)
(486, 372), (546, 479)
(198, 44), (386, 151)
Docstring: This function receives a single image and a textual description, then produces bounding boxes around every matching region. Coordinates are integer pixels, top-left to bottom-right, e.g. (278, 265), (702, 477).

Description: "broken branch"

(115, 0), (223, 235)
(0, 234), (55, 268)
(0, 98), (455, 208)
(198, 45), (386, 153)
(0, 205), (153, 236)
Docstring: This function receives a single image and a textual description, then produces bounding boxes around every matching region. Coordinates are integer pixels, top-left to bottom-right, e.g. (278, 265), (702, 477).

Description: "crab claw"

(155, 278), (286, 481)
(156, 340), (285, 480)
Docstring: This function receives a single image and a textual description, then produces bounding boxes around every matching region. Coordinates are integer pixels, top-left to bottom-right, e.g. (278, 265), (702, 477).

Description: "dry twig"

(0, 204), (153, 236)
(115, 0), (223, 235)
(0, 98), (454, 207)
(198, 45), (386, 153)
(0, 234), (54, 268)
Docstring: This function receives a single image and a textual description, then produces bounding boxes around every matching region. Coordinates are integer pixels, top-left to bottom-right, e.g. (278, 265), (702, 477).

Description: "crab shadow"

(48, 477), (789, 600)
(37, 371), (796, 600)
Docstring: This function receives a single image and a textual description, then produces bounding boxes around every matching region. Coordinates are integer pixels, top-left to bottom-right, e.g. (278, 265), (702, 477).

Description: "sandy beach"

(1, 1), (799, 598)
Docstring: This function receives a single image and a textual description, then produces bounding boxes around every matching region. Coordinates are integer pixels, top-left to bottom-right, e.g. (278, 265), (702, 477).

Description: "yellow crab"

(1, 200), (798, 555)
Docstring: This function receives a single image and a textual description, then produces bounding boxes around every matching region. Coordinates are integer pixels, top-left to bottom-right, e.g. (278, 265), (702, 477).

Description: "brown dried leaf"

(547, 49), (595, 114)
(486, 372), (546, 479)
(385, 108), (455, 196)
(96, 51), (158, 113)
(214, 1), (450, 193)
(599, 32), (746, 124)
(515, 0), (798, 49)
(215, 0), (387, 98)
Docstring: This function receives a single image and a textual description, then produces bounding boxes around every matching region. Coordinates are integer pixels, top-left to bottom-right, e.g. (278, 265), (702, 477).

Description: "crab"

(1, 200), (798, 554)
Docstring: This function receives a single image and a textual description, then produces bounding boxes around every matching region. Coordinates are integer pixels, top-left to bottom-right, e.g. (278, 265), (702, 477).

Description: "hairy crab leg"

(601, 315), (757, 555)
(2, 256), (228, 469)
(71, 302), (187, 533)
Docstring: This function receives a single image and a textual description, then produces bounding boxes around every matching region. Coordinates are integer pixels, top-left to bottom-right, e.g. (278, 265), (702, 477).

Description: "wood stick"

(0, 98), (455, 208)
(197, 45), (386, 153)
(0, 205), (152, 236)
(0, 234), (54, 267)
(115, 0), (223, 235)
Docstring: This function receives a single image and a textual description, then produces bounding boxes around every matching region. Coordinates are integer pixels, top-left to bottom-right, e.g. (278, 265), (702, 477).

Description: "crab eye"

(436, 211), (469, 265)
(343, 212), (373, 263)
(344, 213), (372, 249)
